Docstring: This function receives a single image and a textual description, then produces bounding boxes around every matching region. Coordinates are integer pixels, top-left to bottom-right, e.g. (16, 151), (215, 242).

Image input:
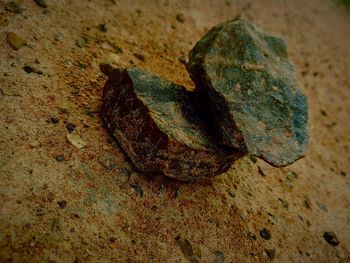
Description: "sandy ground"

(0, 0), (350, 262)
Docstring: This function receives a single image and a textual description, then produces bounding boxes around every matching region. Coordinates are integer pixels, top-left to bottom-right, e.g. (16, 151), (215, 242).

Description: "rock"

(67, 133), (87, 149)
(187, 19), (309, 167)
(265, 249), (276, 260)
(75, 37), (86, 48)
(214, 250), (225, 263)
(304, 195), (312, 209)
(134, 53), (145, 62)
(5, 2), (24, 14)
(99, 154), (116, 170)
(316, 201), (328, 212)
(175, 235), (202, 263)
(101, 67), (241, 181)
(50, 117), (60, 124)
(34, 0), (47, 8)
(278, 198), (289, 209)
(55, 154), (65, 162)
(22, 65), (43, 75)
(98, 23), (108, 32)
(6, 32), (26, 50)
(176, 13), (185, 23)
(323, 231), (339, 246)
(57, 200), (67, 209)
(260, 228), (271, 240)
(66, 122), (77, 133)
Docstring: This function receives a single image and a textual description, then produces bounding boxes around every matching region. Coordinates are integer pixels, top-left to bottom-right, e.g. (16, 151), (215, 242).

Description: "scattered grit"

(101, 19), (310, 181)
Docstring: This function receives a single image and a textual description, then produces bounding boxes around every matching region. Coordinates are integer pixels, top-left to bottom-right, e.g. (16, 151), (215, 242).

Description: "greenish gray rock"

(187, 19), (309, 167)
(101, 67), (242, 181)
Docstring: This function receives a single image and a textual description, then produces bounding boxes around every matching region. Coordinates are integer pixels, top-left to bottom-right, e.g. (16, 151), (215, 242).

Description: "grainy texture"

(187, 19), (309, 167)
(102, 68), (240, 181)
(0, 0), (349, 262)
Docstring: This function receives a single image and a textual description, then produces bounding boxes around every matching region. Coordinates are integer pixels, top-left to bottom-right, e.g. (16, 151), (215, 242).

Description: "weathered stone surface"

(187, 19), (309, 167)
(101, 67), (241, 181)
(6, 32), (26, 50)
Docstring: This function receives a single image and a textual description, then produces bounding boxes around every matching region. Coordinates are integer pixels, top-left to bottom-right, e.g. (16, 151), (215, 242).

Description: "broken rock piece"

(187, 19), (309, 167)
(101, 67), (241, 181)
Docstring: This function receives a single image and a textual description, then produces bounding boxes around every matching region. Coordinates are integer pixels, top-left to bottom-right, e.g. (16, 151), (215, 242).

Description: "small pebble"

(178, 56), (186, 64)
(5, 2), (24, 14)
(176, 13), (185, 23)
(99, 154), (116, 170)
(50, 117), (59, 124)
(22, 65), (43, 75)
(265, 249), (275, 260)
(260, 228), (271, 240)
(258, 166), (266, 176)
(22, 65), (34, 73)
(55, 155), (64, 162)
(227, 189), (235, 198)
(134, 53), (145, 62)
(304, 196), (312, 209)
(249, 154), (258, 163)
(6, 32), (26, 50)
(130, 184), (143, 197)
(214, 250), (224, 263)
(278, 198), (289, 209)
(323, 231), (339, 246)
(67, 133), (87, 149)
(175, 235), (202, 262)
(34, 0), (47, 8)
(121, 167), (131, 179)
(316, 201), (327, 212)
(66, 122), (77, 133)
(75, 37), (86, 48)
(98, 23), (108, 32)
(57, 200), (67, 209)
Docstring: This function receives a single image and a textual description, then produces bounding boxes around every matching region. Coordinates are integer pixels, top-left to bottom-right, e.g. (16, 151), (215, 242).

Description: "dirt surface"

(0, 0), (349, 262)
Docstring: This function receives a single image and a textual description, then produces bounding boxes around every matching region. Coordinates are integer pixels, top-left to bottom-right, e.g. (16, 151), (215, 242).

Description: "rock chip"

(323, 231), (339, 246)
(6, 32), (27, 50)
(98, 154), (116, 170)
(34, 0), (47, 8)
(101, 67), (241, 181)
(175, 235), (202, 263)
(75, 37), (86, 48)
(187, 19), (309, 167)
(5, 2), (24, 14)
(260, 228), (271, 240)
(66, 133), (87, 149)
(214, 250), (225, 263)
(176, 13), (185, 23)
